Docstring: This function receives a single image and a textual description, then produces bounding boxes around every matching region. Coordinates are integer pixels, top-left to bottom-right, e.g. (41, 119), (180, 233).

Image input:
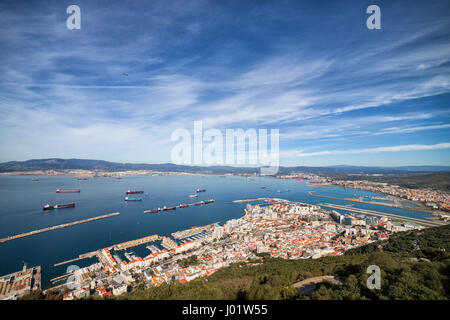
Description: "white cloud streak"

(294, 143), (450, 157)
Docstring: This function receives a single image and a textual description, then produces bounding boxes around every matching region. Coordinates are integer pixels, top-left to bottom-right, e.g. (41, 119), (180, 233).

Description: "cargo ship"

(189, 194), (198, 198)
(125, 197), (142, 201)
(178, 204), (189, 208)
(43, 202), (75, 210)
(56, 189), (80, 193)
(126, 190), (144, 194)
(162, 206), (176, 211)
(196, 189), (206, 193)
(144, 208), (161, 213)
(204, 199), (215, 204)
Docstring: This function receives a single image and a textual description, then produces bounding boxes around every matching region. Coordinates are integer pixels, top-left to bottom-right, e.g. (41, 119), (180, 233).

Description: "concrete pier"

(0, 212), (120, 244)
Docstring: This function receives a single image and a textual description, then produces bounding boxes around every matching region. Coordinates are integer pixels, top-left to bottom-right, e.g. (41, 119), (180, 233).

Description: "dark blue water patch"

(0, 174), (433, 289)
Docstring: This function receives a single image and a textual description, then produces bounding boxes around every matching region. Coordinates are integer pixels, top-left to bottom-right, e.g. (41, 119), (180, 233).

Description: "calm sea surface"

(0, 174), (432, 289)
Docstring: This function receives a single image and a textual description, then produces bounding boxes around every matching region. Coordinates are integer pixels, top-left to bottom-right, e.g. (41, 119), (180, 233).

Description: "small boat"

(126, 190), (144, 194)
(43, 202), (75, 210)
(144, 208), (161, 213)
(32, 178), (39, 181)
(189, 194), (198, 198)
(179, 204), (189, 208)
(194, 201), (205, 206)
(125, 197), (142, 201)
(196, 189), (206, 193)
(261, 187), (266, 189)
(162, 206), (176, 211)
(204, 199), (215, 204)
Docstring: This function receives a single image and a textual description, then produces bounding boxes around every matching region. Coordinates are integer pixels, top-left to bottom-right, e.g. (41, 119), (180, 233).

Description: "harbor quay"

(0, 265), (41, 300)
(37, 197), (445, 300)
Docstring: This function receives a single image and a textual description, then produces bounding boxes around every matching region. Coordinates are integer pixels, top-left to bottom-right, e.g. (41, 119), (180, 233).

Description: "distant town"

(275, 173), (450, 218)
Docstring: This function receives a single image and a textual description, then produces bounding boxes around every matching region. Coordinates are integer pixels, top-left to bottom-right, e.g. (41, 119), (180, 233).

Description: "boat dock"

(50, 273), (72, 283)
(53, 251), (97, 267)
(0, 212), (120, 244)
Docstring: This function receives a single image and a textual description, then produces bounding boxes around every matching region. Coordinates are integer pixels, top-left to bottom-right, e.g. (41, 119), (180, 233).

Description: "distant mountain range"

(0, 158), (449, 174)
(0, 158), (257, 174)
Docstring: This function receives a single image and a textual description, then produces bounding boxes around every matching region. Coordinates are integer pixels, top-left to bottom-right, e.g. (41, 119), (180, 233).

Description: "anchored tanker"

(56, 189), (80, 193)
(43, 202), (75, 210)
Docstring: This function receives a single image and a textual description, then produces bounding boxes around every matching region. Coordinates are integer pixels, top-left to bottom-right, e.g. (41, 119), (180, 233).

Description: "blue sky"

(0, 0), (449, 166)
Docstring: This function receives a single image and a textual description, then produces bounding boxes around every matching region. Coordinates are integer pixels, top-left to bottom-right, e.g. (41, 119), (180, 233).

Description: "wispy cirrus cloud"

(375, 124), (450, 135)
(0, 0), (449, 166)
(294, 143), (450, 157)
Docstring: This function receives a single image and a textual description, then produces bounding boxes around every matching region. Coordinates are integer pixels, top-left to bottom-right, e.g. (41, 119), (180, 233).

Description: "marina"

(171, 223), (217, 239)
